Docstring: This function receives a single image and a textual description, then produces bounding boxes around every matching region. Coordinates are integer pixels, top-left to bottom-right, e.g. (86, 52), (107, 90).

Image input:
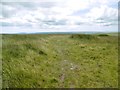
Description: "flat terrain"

(2, 34), (118, 88)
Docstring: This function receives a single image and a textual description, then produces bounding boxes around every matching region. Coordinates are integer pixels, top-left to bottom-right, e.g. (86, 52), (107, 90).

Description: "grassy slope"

(2, 34), (118, 88)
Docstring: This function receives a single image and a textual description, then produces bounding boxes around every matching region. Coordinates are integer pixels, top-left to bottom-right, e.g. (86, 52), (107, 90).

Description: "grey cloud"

(42, 19), (67, 25)
(2, 7), (16, 18)
(38, 2), (56, 8)
(1, 2), (57, 18)
(94, 14), (118, 26)
(103, 23), (117, 26)
(1, 2), (37, 10)
(75, 22), (85, 25)
(2, 2), (56, 9)
(1, 2), (39, 18)
(1, 3), (23, 18)
(1, 22), (13, 26)
(1, 21), (33, 27)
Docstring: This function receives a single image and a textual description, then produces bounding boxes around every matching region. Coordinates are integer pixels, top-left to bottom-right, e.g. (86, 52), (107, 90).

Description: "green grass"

(2, 34), (118, 88)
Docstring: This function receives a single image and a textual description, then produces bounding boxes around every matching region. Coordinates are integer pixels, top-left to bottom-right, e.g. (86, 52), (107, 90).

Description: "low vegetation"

(2, 34), (118, 88)
(98, 34), (109, 36)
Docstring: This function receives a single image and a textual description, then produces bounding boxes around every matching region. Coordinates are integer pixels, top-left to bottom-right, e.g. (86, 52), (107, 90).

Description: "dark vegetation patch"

(50, 78), (58, 83)
(3, 45), (26, 58)
(24, 43), (47, 55)
(39, 50), (47, 55)
(70, 34), (97, 40)
(98, 34), (109, 36)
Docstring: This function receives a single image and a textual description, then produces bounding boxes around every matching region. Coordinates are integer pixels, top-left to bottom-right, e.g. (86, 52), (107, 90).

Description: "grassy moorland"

(2, 34), (118, 88)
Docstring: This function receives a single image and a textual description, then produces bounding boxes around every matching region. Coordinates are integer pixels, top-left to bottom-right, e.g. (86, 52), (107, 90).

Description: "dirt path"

(48, 35), (76, 87)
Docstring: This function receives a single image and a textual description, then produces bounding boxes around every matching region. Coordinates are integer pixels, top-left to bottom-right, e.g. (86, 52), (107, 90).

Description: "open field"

(2, 34), (118, 88)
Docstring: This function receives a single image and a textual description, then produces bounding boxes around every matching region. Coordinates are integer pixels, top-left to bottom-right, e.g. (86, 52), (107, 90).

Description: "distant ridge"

(1, 31), (118, 34)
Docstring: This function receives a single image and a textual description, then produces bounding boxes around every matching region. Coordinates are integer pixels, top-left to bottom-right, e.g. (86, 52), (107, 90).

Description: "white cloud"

(0, 0), (118, 33)
(86, 5), (118, 26)
(86, 5), (117, 19)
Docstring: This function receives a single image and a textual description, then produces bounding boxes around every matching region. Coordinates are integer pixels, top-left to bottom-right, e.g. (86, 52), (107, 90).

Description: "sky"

(0, 0), (119, 33)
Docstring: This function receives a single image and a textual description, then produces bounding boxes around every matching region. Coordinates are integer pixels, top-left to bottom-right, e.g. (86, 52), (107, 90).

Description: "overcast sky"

(0, 0), (118, 33)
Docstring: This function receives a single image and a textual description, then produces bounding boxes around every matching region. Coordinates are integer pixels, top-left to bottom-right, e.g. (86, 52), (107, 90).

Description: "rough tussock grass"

(2, 34), (118, 88)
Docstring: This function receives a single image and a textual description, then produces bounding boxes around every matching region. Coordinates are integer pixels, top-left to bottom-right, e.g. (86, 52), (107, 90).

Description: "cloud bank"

(0, 0), (118, 33)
